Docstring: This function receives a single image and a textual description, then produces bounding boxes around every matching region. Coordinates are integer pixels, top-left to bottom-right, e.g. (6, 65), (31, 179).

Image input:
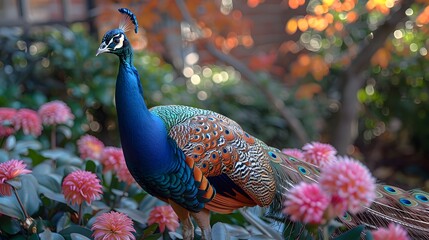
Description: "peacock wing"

(152, 105), (320, 213)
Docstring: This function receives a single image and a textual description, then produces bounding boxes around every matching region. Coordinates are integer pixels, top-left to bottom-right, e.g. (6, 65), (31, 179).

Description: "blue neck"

(115, 50), (173, 175)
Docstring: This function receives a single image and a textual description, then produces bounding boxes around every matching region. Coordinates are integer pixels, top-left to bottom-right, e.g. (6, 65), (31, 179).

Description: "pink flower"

(100, 147), (123, 172)
(281, 148), (304, 160)
(302, 142), (337, 167)
(13, 109), (42, 136)
(283, 182), (330, 224)
(371, 223), (410, 240)
(0, 108), (17, 137)
(62, 170), (102, 205)
(91, 211), (136, 240)
(319, 156), (376, 213)
(148, 205), (180, 232)
(117, 157), (135, 185)
(77, 135), (105, 160)
(0, 159), (32, 196)
(38, 100), (74, 126)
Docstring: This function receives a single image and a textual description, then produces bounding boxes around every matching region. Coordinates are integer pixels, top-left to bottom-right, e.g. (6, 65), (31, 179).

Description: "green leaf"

(56, 213), (72, 233)
(58, 126), (72, 139)
(212, 222), (231, 240)
(333, 225), (365, 240)
(27, 149), (49, 166)
(19, 174), (41, 217)
(0, 149), (8, 162)
(35, 174), (61, 193)
(0, 196), (24, 219)
(4, 135), (16, 151)
(6, 178), (22, 189)
(0, 215), (21, 235)
(143, 233), (162, 240)
(14, 140), (42, 154)
(85, 160), (97, 174)
(42, 149), (81, 166)
(115, 208), (148, 225)
(39, 228), (66, 240)
(70, 233), (91, 240)
(143, 223), (159, 237)
(39, 186), (67, 204)
(59, 225), (93, 240)
(0, 174), (40, 219)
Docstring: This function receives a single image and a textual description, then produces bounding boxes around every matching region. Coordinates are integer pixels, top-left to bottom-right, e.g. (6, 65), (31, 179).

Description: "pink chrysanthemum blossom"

(117, 157), (135, 185)
(302, 142), (337, 167)
(319, 156), (376, 213)
(100, 147), (123, 172)
(371, 223), (410, 240)
(62, 170), (102, 205)
(283, 182), (330, 224)
(147, 205), (180, 232)
(281, 148), (304, 160)
(77, 135), (105, 160)
(91, 211), (136, 240)
(0, 159), (32, 196)
(13, 109), (42, 136)
(0, 108), (17, 137)
(38, 100), (74, 126)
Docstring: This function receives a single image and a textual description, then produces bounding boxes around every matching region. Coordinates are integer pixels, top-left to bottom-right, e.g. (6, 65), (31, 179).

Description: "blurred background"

(1, 0), (429, 190)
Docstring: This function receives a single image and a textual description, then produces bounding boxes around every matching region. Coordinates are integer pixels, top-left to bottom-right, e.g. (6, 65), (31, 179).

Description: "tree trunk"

(332, 0), (414, 155)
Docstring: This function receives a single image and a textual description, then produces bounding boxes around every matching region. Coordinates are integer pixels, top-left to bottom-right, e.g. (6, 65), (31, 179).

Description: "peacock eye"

(113, 37), (120, 44)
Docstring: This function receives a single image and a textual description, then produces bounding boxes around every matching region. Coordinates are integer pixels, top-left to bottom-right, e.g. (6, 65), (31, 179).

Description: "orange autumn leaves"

(285, 0), (402, 35)
(291, 54), (328, 99)
(286, 0), (359, 35)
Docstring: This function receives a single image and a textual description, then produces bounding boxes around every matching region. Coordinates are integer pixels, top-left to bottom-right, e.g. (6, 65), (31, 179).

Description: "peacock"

(96, 8), (429, 240)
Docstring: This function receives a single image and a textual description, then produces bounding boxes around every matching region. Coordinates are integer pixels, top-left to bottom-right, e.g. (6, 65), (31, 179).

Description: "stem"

(50, 124), (56, 150)
(323, 226), (329, 240)
(11, 185), (29, 219)
(78, 203), (83, 225)
(0, 137), (5, 149)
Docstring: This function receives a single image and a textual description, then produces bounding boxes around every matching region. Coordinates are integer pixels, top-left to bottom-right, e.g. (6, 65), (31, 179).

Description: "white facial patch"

(113, 34), (125, 50)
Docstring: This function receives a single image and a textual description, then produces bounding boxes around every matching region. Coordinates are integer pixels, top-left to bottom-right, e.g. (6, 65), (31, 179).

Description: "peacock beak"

(96, 42), (110, 56)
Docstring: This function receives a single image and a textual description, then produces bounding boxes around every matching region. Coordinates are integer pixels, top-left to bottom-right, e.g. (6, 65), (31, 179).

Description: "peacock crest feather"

(118, 8), (138, 34)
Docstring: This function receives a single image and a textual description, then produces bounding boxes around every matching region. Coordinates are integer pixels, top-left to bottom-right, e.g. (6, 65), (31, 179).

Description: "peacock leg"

(169, 200), (194, 240)
(191, 208), (211, 240)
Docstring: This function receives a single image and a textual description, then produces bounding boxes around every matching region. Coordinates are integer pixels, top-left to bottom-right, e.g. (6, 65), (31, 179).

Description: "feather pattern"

(151, 104), (429, 238)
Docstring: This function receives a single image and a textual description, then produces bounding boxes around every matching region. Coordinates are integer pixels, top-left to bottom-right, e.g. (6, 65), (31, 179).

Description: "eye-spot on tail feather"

(266, 150), (321, 214)
(266, 149), (429, 239)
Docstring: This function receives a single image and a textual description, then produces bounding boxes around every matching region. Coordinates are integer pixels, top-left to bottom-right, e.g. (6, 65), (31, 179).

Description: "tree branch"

(175, 0), (309, 145)
(205, 43), (309, 145)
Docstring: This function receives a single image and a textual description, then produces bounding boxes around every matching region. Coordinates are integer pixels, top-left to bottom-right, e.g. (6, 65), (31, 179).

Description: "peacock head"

(96, 29), (129, 56)
(96, 8), (138, 57)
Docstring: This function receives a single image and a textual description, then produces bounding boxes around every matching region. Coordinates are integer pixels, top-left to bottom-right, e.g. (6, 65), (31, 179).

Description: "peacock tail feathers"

(338, 184), (429, 239)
